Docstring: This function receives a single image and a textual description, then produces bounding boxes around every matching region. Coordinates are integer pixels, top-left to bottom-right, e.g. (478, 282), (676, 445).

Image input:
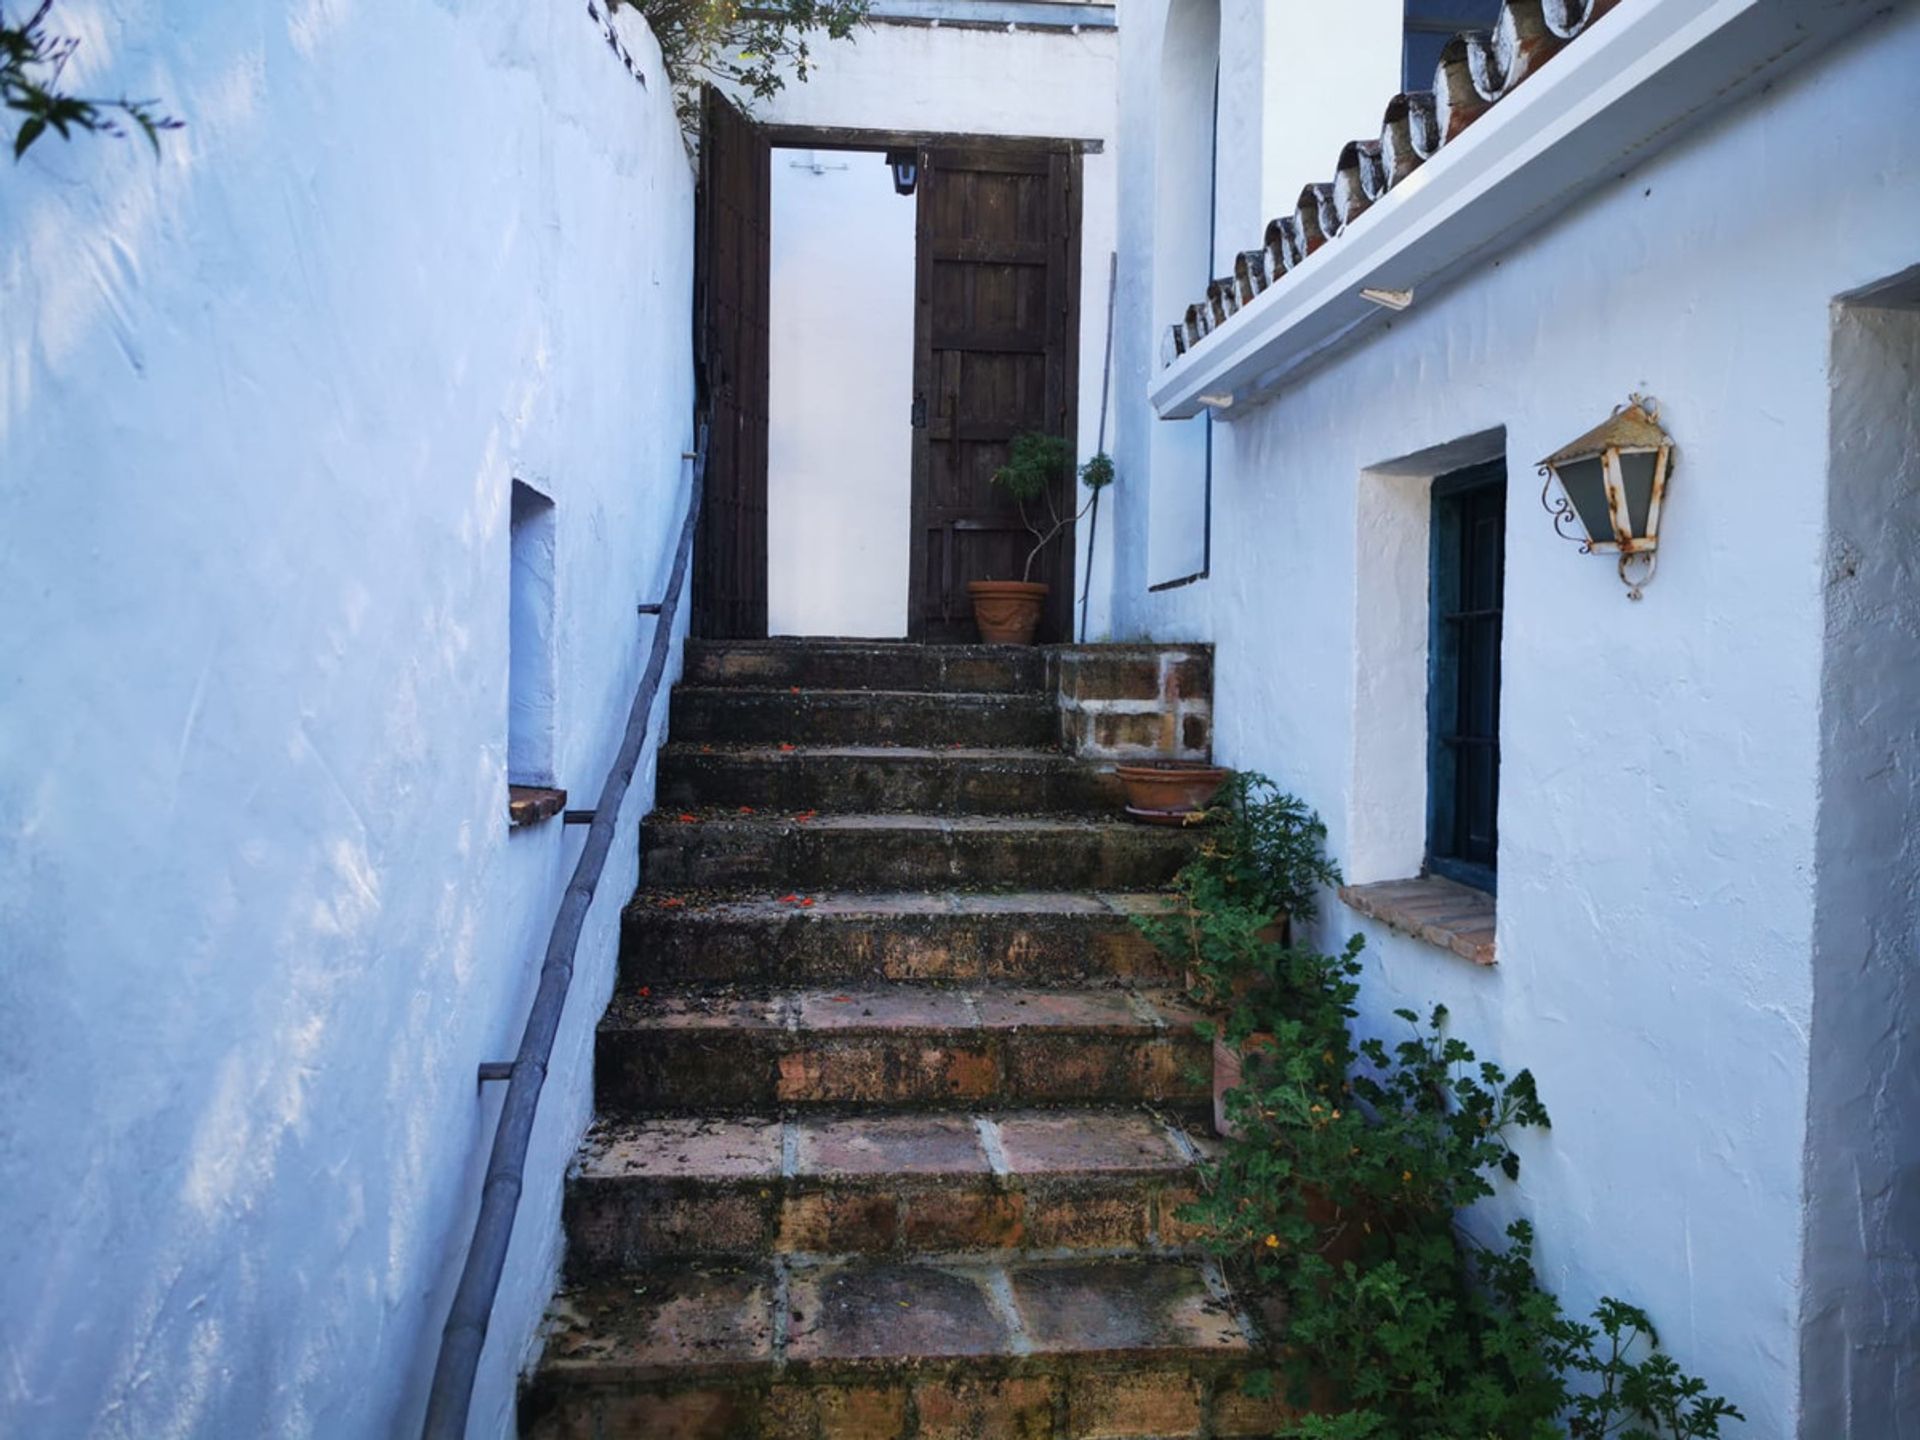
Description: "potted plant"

(968, 435), (1112, 645)
(1114, 760), (1230, 823)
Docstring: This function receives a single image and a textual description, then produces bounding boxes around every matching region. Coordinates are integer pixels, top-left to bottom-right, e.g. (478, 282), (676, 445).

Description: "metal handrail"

(421, 424), (707, 1439)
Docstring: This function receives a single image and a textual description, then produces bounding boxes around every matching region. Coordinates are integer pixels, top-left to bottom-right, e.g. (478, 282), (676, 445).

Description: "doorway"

(768, 148), (916, 637)
(696, 92), (1085, 643)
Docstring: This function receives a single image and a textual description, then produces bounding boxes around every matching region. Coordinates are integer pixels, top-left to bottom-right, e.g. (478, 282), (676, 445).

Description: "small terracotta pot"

(967, 580), (1049, 645)
(1115, 761), (1229, 825)
(1214, 1030), (1277, 1138)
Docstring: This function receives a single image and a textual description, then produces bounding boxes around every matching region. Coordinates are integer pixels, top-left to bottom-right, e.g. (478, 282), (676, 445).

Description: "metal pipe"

(421, 425), (708, 1439)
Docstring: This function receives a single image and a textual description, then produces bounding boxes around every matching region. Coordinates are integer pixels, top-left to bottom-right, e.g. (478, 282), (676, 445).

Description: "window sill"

(1339, 876), (1494, 967)
(508, 785), (568, 828)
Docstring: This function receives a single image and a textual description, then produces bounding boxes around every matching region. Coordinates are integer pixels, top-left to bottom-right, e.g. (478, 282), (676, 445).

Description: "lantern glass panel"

(1618, 449), (1659, 538)
(1555, 455), (1614, 545)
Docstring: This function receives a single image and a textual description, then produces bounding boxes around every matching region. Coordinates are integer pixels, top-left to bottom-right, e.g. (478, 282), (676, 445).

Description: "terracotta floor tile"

(973, 988), (1143, 1032)
(1009, 1260), (1246, 1356)
(785, 1261), (1013, 1362)
(794, 1114), (989, 1177)
(581, 1118), (782, 1181)
(992, 1111), (1184, 1174)
(793, 987), (976, 1031)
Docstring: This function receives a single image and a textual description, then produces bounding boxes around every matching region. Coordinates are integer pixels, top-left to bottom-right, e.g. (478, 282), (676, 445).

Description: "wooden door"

(909, 145), (1082, 643)
(692, 86), (771, 639)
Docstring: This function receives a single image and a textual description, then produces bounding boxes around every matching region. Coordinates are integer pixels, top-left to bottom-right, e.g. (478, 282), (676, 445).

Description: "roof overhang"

(1151, 0), (1889, 422)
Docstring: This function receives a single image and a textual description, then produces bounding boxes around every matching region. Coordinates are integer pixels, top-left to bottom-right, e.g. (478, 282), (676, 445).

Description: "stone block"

(913, 1374), (1059, 1438)
(1066, 1368), (1203, 1437)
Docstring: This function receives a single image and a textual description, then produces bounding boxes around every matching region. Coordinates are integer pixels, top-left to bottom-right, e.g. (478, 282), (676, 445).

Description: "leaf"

(13, 113), (44, 156)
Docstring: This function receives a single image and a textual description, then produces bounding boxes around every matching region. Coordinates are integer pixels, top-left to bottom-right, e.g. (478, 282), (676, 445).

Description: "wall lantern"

(1538, 393), (1676, 600)
(886, 149), (919, 196)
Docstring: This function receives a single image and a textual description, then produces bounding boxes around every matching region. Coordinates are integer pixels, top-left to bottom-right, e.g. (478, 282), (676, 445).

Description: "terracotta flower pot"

(967, 580), (1049, 645)
(1214, 1030), (1277, 1138)
(1115, 761), (1229, 825)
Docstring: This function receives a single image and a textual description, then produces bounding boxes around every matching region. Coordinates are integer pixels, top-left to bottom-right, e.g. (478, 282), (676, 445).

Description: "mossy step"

(593, 984), (1212, 1116)
(619, 890), (1179, 987)
(684, 638), (1049, 695)
(564, 1108), (1217, 1267)
(668, 686), (1058, 749)
(522, 1254), (1290, 1438)
(638, 813), (1199, 893)
(656, 744), (1118, 816)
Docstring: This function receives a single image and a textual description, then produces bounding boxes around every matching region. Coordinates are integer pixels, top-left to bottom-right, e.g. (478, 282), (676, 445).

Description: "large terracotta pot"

(967, 580), (1049, 645)
(1115, 760), (1229, 825)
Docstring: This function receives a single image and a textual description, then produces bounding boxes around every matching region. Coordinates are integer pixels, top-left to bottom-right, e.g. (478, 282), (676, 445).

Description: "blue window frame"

(1427, 460), (1506, 892)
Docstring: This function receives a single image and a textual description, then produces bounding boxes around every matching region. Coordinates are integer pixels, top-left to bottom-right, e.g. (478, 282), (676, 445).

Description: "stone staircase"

(521, 640), (1283, 1439)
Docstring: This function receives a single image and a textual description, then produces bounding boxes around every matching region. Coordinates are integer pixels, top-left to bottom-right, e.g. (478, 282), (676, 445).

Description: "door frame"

(749, 124), (1094, 642)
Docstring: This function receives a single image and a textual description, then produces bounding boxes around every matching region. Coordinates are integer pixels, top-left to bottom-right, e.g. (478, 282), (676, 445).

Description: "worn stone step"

(668, 686), (1059, 748)
(565, 1109), (1217, 1268)
(594, 986), (1211, 1116)
(685, 638), (1050, 695)
(657, 743), (1118, 816)
(522, 1254), (1289, 1438)
(620, 891), (1179, 988)
(639, 813), (1199, 893)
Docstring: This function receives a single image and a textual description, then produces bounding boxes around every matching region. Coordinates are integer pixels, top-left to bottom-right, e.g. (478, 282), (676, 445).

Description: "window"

(508, 480), (557, 788)
(1403, 1), (1504, 92)
(1427, 461), (1505, 891)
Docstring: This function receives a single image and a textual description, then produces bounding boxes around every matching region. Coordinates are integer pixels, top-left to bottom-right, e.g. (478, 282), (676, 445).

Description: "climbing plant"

(1138, 783), (1746, 1438)
(3, 1), (180, 161)
(612, 0), (870, 132)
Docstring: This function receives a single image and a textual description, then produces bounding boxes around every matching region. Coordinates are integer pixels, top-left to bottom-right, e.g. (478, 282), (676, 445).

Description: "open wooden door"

(692, 86), (771, 639)
(908, 144), (1082, 643)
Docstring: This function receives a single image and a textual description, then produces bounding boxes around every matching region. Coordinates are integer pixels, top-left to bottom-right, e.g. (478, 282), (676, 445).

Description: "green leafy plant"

(989, 433), (1114, 583)
(3, 1), (180, 161)
(1134, 772), (1342, 1009)
(1163, 932), (1744, 1438)
(1132, 779), (1742, 1437)
(613, 0), (870, 132)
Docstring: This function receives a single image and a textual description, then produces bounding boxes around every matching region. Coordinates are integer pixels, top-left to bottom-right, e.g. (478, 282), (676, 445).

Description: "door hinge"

(911, 394), (928, 429)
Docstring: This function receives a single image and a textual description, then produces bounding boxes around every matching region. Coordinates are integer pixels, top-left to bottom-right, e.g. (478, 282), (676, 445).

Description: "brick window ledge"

(1339, 876), (1495, 967)
(508, 785), (567, 827)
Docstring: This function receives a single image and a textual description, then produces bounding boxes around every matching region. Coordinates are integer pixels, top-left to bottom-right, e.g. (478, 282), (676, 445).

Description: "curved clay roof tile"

(1433, 32), (1498, 141)
(1234, 248), (1269, 305)
(1334, 139), (1386, 227)
(1493, 1), (1566, 93)
(1544, 0), (1623, 40)
(1264, 214), (1305, 276)
(1297, 183), (1338, 251)
(1381, 92), (1441, 188)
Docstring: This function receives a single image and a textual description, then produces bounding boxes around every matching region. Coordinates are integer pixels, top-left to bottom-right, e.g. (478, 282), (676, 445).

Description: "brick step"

(620, 891), (1179, 988)
(565, 1109), (1216, 1268)
(668, 686), (1059, 748)
(685, 637), (1049, 695)
(594, 985), (1211, 1116)
(639, 813), (1199, 893)
(657, 744), (1119, 816)
(522, 1254), (1289, 1438)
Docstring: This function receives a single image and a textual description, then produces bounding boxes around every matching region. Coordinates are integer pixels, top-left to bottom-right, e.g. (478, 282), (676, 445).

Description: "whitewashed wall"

(0, 5), (695, 1438)
(1104, 7), (1920, 1434)
(768, 150), (917, 637)
(750, 16), (1120, 639)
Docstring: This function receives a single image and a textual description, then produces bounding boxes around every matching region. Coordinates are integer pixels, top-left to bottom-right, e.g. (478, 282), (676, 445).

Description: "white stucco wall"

(1103, 7), (1920, 1433)
(747, 16), (1120, 639)
(768, 150), (917, 637)
(0, 5), (695, 1438)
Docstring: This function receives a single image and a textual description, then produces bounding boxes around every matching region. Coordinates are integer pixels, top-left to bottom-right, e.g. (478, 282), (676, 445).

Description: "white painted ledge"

(1150, 0), (1888, 421)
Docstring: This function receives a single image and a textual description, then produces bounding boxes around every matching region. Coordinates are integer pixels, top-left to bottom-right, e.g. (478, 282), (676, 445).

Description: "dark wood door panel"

(909, 144), (1081, 643)
(692, 86), (770, 639)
